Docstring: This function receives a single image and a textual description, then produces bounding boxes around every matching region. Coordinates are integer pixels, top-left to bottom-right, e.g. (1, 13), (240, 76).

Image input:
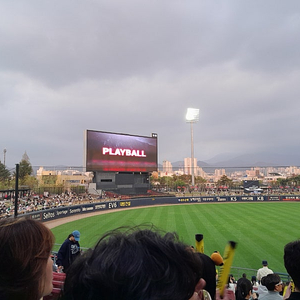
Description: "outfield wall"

(23, 194), (300, 222)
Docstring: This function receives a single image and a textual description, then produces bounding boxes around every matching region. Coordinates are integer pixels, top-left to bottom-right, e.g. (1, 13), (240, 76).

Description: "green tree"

(156, 176), (175, 191)
(22, 174), (38, 190)
(277, 178), (288, 187)
(289, 175), (300, 188)
(0, 161), (10, 182)
(19, 152), (33, 180)
(178, 174), (192, 185)
(195, 176), (207, 191)
(216, 175), (233, 188)
(174, 179), (186, 191)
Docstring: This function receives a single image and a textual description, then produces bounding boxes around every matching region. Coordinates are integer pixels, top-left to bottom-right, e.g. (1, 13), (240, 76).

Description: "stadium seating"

(43, 272), (65, 300)
(226, 289), (235, 300)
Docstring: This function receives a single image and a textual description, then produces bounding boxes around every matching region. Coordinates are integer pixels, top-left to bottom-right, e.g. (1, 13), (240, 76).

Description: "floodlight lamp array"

(185, 108), (199, 122)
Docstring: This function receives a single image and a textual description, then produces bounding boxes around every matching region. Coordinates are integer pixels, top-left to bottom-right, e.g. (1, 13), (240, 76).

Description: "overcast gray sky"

(1, 0), (300, 168)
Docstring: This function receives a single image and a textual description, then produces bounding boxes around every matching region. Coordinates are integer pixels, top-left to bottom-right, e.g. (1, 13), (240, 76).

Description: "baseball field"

(50, 201), (300, 275)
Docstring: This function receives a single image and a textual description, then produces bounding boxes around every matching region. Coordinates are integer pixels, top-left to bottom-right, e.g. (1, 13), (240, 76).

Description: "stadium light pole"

(186, 108), (199, 187)
(3, 149), (6, 166)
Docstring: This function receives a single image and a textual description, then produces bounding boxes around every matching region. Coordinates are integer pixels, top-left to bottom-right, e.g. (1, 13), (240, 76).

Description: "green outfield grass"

(51, 202), (300, 275)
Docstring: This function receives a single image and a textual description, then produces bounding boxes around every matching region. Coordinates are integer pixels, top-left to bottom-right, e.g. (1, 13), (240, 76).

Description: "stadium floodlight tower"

(185, 108), (199, 187)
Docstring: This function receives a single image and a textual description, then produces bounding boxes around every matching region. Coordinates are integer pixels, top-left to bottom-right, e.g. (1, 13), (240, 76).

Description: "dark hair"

(235, 278), (252, 300)
(0, 217), (54, 300)
(261, 273), (281, 291)
(261, 274), (281, 291)
(62, 227), (203, 300)
(284, 240), (300, 289)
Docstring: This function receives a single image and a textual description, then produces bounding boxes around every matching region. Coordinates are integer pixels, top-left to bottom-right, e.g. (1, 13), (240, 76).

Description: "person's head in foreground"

(284, 239), (300, 290)
(261, 274), (283, 292)
(235, 278), (253, 300)
(0, 217), (54, 300)
(62, 226), (207, 300)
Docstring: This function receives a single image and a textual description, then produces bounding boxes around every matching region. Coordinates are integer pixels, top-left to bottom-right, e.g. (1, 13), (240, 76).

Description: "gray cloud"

(1, 0), (300, 167)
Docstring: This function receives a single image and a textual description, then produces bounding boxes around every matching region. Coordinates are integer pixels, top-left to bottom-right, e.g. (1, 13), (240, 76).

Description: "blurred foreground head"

(62, 226), (203, 300)
(284, 239), (300, 289)
(0, 217), (54, 300)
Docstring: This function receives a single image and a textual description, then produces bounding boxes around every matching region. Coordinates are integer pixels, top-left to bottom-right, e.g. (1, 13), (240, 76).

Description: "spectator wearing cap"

(57, 230), (81, 272)
(257, 260), (273, 284)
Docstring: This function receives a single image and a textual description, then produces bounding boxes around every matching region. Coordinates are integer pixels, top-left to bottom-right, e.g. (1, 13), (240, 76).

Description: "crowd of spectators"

(0, 192), (111, 219)
(0, 189), (170, 219)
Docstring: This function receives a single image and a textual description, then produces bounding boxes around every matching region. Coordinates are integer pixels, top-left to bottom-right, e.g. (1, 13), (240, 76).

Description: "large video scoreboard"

(84, 130), (158, 172)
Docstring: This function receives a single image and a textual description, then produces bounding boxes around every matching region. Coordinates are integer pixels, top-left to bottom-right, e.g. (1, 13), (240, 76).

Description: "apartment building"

(162, 160), (173, 175)
(36, 167), (93, 187)
(184, 157), (197, 176)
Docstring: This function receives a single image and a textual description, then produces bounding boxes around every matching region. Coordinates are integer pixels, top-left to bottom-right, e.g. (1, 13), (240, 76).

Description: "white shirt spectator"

(257, 266), (273, 282)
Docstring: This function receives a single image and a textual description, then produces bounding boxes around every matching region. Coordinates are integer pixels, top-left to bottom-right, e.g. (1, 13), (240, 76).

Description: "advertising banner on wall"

(24, 195), (299, 223)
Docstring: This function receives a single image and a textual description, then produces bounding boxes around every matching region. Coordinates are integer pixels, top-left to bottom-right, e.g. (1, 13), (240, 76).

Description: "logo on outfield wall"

(56, 209), (68, 216)
(30, 213), (41, 220)
(43, 212), (55, 220)
(108, 202), (118, 209)
(268, 196), (280, 201)
(178, 198), (190, 202)
(202, 197), (215, 202)
(241, 196), (254, 201)
(190, 197), (201, 202)
(82, 206), (94, 212)
(120, 201), (131, 207)
(95, 204), (106, 210)
(216, 197), (227, 202)
(69, 207), (82, 214)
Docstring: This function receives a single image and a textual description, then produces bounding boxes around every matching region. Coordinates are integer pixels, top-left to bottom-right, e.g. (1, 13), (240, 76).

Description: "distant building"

(286, 166), (300, 176)
(246, 168), (261, 179)
(197, 167), (207, 178)
(214, 169), (226, 180)
(36, 167), (93, 189)
(163, 160), (173, 175)
(184, 157), (197, 176)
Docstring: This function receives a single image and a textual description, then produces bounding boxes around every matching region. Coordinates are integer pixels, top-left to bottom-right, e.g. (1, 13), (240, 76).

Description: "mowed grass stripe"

(198, 203), (290, 272)
(173, 205), (191, 241)
(182, 205), (207, 244)
(53, 208), (155, 250)
(194, 204), (233, 250)
(267, 203), (300, 242)
(51, 202), (300, 272)
(243, 203), (299, 271)
(178, 205), (204, 243)
(218, 204), (268, 269)
(220, 204), (264, 269)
